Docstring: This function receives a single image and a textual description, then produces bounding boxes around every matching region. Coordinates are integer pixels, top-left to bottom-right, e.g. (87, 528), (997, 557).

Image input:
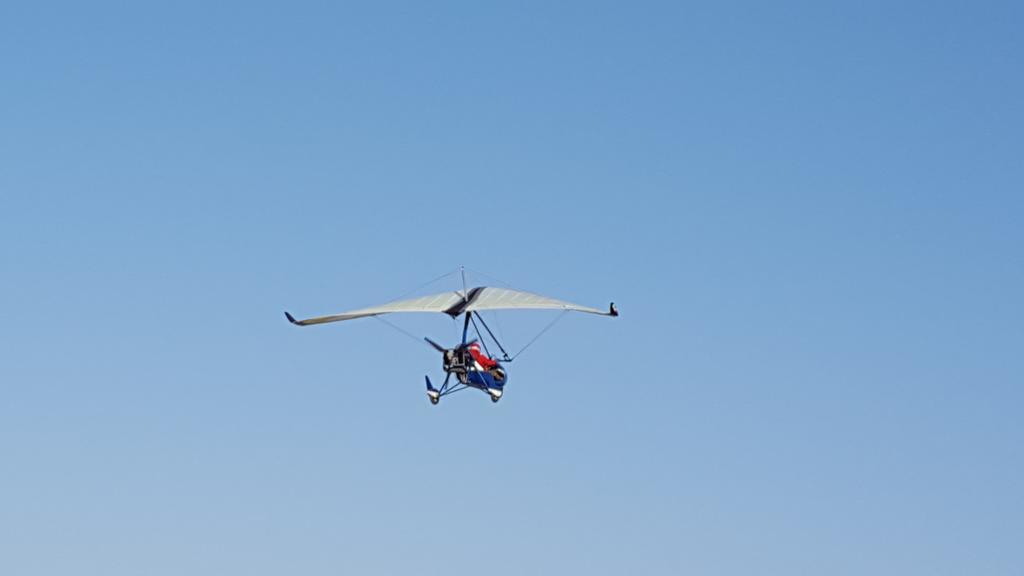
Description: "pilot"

(466, 341), (505, 401)
(466, 341), (498, 371)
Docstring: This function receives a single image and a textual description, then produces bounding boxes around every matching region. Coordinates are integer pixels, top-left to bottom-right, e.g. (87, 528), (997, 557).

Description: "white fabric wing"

(286, 291), (465, 325)
(464, 287), (608, 315)
(286, 287), (615, 326)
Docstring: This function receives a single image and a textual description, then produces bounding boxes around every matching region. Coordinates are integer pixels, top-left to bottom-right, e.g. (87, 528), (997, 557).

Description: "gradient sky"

(2, 2), (1022, 575)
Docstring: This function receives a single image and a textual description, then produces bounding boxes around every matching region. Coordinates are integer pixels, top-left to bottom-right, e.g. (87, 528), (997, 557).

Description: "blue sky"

(1, 1), (1022, 574)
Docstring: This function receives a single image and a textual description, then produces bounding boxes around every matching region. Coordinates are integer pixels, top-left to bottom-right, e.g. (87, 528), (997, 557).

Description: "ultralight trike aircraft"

(285, 270), (618, 404)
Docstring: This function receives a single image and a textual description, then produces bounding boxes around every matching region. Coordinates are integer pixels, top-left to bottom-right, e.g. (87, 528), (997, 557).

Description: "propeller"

(424, 337), (446, 353)
(423, 337), (477, 353)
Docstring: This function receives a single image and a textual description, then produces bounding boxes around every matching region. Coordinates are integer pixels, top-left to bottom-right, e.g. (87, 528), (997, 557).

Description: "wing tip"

(285, 311), (301, 325)
(609, 302), (619, 317)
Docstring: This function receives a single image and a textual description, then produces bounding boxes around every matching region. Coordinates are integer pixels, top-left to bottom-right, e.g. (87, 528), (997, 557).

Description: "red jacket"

(467, 343), (498, 370)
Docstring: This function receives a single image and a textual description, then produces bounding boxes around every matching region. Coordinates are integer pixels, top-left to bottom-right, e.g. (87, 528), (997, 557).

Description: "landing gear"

(428, 363), (508, 404)
(425, 376), (441, 406)
(427, 388), (440, 405)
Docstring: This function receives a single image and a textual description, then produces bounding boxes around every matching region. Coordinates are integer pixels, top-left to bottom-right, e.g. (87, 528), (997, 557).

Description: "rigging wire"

(509, 309), (571, 361)
(375, 267), (462, 351)
(390, 267), (461, 301)
(464, 266), (519, 291)
(372, 315), (435, 351)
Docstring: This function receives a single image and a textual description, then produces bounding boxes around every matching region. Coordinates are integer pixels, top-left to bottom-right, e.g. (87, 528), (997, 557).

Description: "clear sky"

(1, 1), (1022, 574)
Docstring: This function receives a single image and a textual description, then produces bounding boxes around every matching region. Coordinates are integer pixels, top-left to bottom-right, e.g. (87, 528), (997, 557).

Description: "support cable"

(464, 267), (519, 290)
(376, 267), (460, 352)
(372, 315), (436, 351)
(509, 309), (571, 361)
(391, 267), (461, 301)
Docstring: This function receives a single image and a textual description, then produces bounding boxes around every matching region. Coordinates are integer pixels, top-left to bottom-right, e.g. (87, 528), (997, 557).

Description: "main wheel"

(491, 395), (500, 403)
(430, 396), (440, 405)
